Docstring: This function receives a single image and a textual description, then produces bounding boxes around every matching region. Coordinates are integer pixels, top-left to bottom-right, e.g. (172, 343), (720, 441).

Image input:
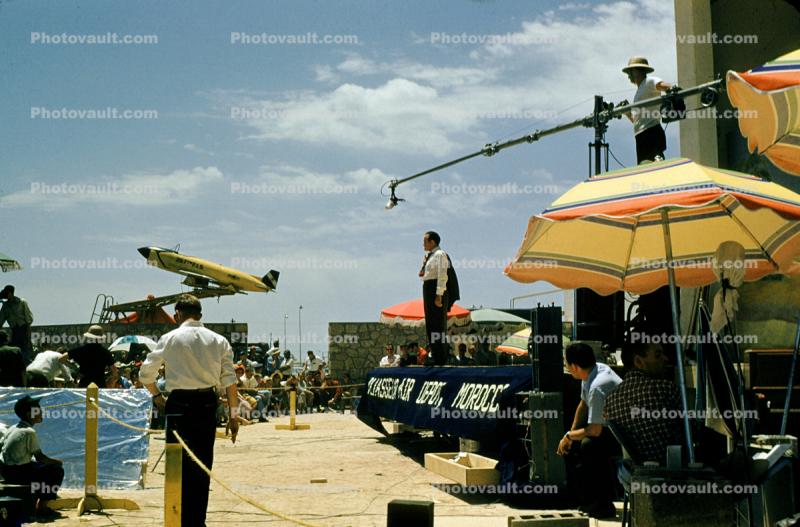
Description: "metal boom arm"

(385, 79), (723, 199)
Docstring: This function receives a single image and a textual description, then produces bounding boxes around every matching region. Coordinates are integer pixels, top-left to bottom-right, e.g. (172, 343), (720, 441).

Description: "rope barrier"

(172, 430), (322, 527)
(88, 399), (161, 435)
(253, 382), (364, 392)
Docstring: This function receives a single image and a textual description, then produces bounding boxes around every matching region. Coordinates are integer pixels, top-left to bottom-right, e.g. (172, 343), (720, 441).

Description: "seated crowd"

(379, 341), (485, 367)
(0, 331), (357, 426)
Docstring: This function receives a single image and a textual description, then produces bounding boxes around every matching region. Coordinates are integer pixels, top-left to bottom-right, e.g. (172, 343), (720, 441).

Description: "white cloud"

(320, 53), (498, 88)
(237, 79), (473, 155)
(184, 143), (215, 156)
(229, 0), (676, 156)
(244, 164), (389, 196)
(0, 167), (224, 210)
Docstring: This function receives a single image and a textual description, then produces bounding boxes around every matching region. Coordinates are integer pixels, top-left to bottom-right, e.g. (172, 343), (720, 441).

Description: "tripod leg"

(151, 446), (166, 472)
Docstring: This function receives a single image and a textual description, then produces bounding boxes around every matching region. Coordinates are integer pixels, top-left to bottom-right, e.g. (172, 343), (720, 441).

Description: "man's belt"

(171, 386), (215, 393)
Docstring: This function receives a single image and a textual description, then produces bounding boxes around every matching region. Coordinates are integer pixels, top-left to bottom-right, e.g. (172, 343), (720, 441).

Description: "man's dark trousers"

(569, 428), (620, 512)
(10, 324), (31, 363)
(423, 279), (449, 366)
(635, 124), (666, 163)
(165, 389), (217, 527)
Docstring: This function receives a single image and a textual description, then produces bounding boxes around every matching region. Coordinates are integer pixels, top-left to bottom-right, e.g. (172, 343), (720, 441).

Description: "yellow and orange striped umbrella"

(727, 48), (800, 176)
(504, 158), (800, 295)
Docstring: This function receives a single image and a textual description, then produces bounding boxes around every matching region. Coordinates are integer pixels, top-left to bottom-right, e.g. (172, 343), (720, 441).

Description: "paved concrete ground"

(44, 413), (622, 527)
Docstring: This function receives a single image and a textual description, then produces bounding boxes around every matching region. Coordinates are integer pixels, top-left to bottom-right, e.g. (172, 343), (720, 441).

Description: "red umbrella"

(380, 298), (471, 328)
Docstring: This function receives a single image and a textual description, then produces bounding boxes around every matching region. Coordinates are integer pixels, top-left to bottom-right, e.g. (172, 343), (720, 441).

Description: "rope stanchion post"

(48, 383), (140, 516)
(164, 415), (182, 527)
(275, 388), (310, 431)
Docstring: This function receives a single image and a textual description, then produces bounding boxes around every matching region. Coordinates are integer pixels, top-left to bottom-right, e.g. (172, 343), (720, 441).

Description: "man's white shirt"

(379, 354), (399, 367)
(139, 319), (237, 390)
(27, 350), (72, 382)
(304, 357), (324, 372)
(632, 76), (663, 134)
(239, 375), (259, 390)
(420, 248), (449, 296)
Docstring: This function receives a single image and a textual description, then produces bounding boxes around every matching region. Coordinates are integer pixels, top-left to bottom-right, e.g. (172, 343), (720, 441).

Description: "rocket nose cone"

(138, 247), (151, 258)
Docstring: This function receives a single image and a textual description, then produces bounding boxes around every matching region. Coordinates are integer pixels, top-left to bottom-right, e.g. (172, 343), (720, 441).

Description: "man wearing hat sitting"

(0, 395), (64, 520)
(621, 56), (673, 164)
(64, 325), (115, 388)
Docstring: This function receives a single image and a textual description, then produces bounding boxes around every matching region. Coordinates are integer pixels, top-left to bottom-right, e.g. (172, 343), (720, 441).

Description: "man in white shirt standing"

(419, 231), (459, 366)
(303, 350), (325, 377)
(139, 294), (241, 527)
(621, 56), (672, 164)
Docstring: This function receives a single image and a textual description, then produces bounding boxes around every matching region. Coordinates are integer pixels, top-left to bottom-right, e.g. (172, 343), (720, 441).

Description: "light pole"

(298, 305), (303, 357)
(283, 314), (288, 352)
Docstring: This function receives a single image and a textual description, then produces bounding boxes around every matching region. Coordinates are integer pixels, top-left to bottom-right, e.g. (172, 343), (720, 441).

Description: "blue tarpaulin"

(357, 366), (532, 441)
(0, 388), (152, 490)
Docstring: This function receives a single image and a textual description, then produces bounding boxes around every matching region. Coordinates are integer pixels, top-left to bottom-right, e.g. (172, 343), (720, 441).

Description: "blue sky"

(1, 0), (680, 358)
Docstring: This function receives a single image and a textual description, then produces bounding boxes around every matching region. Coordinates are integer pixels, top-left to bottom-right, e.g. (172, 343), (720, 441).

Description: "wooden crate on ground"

(424, 452), (500, 486)
(383, 420), (420, 434)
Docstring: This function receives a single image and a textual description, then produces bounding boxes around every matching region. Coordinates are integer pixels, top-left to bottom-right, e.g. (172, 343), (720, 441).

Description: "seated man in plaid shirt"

(604, 343), (683, 464)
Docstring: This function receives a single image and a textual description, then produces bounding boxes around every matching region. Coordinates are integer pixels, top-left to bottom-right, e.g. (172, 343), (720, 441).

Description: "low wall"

(327, 322), (531, 382)
(31, 322), (249, 351)
(328, 322), (426, 382)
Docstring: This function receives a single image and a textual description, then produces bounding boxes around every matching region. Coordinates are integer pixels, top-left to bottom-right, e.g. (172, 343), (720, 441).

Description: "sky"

(0, 0), (681, 359)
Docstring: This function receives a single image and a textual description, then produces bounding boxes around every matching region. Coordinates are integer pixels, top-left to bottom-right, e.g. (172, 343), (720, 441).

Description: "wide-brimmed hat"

(83, 325), (107, 341)
(622, 56), (654, 74)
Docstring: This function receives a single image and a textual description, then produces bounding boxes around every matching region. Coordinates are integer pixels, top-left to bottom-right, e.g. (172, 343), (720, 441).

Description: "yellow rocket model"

(138, 246), (279, 294)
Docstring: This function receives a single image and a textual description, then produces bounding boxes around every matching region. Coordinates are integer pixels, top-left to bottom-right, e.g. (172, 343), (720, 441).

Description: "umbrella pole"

(780, 318), (800, 436)
(661, 209), (695, 464)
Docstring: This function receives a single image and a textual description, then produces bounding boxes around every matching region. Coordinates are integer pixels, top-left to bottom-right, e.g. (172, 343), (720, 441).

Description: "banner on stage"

(357, 366), (533, 441)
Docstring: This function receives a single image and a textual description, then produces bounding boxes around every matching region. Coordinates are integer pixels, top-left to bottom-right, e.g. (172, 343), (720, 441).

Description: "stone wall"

(30, 322), (249, 353)
(328, 322), (427, 382)
(327, 322), (534, 382)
